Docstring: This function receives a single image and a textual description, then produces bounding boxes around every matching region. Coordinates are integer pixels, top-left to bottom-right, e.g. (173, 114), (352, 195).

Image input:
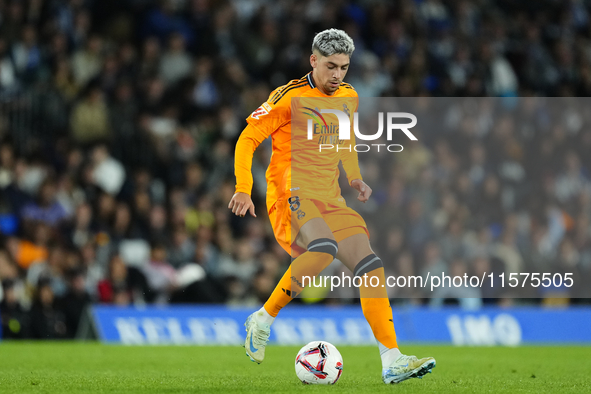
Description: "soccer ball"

(295, 341), (343, 385)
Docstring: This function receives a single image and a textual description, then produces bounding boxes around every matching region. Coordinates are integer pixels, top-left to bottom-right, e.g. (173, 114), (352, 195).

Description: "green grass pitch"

(0, 343), (589, 393)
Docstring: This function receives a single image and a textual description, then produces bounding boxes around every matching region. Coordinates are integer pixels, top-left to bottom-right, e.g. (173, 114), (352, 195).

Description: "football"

(294, 341), (343, 385)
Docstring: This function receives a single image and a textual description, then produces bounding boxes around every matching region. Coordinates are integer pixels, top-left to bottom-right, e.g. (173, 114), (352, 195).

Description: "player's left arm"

(341, 148), (372, 202)
(340, 93), (372, 202)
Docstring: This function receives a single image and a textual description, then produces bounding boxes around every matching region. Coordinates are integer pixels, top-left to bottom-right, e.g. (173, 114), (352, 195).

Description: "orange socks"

(264, 249), (399, 353)
(264, 238), (338, 317)
(355, 256), (399, 350)
(264, 265), (294, 317)
(361, 295), (399, 350)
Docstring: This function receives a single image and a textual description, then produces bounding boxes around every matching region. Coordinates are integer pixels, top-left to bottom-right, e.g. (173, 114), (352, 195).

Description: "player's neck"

(310, 71), (335, 96)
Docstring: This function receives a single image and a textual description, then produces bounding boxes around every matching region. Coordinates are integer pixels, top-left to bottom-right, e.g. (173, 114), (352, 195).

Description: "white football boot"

(244, 311), (271, 364)
(382, 354), (436, 384)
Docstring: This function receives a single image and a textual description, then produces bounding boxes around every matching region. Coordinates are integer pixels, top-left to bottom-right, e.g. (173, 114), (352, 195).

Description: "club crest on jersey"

(343, 103), (350, 116)
(251, 102), (272, 119)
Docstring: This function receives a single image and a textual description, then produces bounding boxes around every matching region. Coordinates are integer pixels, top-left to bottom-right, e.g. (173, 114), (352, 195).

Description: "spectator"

(0, 38), (18, 93)
(11, 25), (41, 84)
(217, 238), (258, 285)
(142, 243), (177, 303)
(97, 254), (131, 304)
(142, 0), (193, 46)
(479, 42), (518, 96)
(138, 37), (161, 81)
(348, 51), (392, 97)
(0, 1), (25, 45)
(58, 267), (91, 338)
(29, 278), (68, 339)
(191, 57), (219, 108)
(70, 85), (111, 145)
(159, 33), (193, 86)
(420, 242), (447, 281)
(21, 178), (69, 229)
(27, 245), (68, 298)
(10, 224), (50, 271)
(167, 226), (195, 268)
(80, 242), (102, 299)
(90, 144), (126, 196)
(147, 204), (168, 244)
(71, 35), (103, 86)
(65, 203), (95, 249)
(0, 279), (29, 339)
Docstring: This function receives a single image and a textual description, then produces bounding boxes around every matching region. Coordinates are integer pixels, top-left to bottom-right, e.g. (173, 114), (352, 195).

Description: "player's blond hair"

(312, 28), (355, 57)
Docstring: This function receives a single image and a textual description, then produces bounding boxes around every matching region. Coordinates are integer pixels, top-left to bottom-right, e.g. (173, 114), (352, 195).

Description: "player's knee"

(307, 238), (338, 259)
(354, 254), (383, 278)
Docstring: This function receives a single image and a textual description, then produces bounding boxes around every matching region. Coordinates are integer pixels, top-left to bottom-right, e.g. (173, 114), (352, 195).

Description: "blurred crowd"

(1, 0), (591, 339)
(338, 96), (591, 307)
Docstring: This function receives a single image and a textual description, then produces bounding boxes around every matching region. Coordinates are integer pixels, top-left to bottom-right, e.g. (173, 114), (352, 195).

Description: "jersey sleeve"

(234, 124), (271, 195)
(235, 91), (290, 195)
(340, 138), (363, 184)
(245, 89), (290, 136)
(340, 94), (362, 184)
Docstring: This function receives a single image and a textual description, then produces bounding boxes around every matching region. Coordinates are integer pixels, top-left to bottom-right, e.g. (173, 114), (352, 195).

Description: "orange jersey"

(234, 72), (362, 210)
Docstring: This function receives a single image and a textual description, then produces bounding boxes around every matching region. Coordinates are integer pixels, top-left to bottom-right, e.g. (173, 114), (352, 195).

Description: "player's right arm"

(230, 93), (289, 217)
(229, 124), (270, 217)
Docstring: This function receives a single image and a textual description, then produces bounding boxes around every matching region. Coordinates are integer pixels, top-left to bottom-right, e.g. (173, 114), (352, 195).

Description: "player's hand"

(351, 179), (372, 203)
(228, 192), (257, 217)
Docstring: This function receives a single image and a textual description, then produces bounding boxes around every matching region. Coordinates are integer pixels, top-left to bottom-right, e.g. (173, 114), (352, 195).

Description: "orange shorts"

(268, 196), (369, 257)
